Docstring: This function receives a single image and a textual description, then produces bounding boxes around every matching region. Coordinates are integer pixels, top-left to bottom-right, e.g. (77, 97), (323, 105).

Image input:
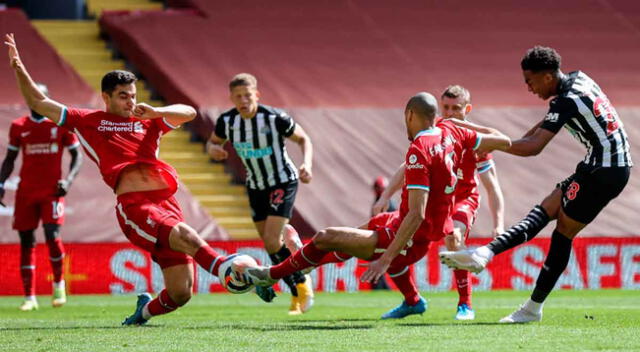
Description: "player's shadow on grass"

(182, 322), (375, 331)
(0, 326), (132, 331)
(397, 322), (504, 327)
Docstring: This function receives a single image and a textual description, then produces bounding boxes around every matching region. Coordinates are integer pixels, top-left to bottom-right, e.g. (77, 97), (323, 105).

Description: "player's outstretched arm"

(362, 189), (427, 283)
(504, 127), (555, 156)
(133, 103), (196, 126)
(5, 34), (65, 123)
(287, 124), (313, 184)
(371, 163), (405, 216)
(479, 167), (505, 237)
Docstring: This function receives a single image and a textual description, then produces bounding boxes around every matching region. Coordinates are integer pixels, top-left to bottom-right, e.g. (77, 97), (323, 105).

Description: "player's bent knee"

(313, 229), (335, 250)
(170, 224), (205, 255)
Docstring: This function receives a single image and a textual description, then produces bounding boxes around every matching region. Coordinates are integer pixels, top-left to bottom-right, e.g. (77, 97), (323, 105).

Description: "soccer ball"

(217, 254), (258, 294)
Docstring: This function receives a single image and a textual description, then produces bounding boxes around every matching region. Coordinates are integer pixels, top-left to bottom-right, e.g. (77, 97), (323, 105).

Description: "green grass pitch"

(1, 290), (638, 352)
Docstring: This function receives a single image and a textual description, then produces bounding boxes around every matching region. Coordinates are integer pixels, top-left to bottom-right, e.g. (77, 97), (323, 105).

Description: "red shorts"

(115, 188), (192, 269)
(452, 198), (479, 240)
(367, 211), (431, 273)
(13, 193), (64, 231)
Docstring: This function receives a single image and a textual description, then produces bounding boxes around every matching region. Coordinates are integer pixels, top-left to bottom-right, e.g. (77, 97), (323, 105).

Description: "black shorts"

(556, 165), (630, 224)
(247, 180), (298, 222)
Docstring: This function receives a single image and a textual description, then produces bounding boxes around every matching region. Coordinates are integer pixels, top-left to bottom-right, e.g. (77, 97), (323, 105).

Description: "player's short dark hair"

(101, 70), (137, 94)
(521, 46), (561, 72)
(229, 73), (257, 90)
(406, 92), (438, 119)
(441, 85), (471, 105)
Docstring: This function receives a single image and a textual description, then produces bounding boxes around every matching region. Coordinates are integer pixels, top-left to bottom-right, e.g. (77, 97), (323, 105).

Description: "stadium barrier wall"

(0, 237), (638, 295)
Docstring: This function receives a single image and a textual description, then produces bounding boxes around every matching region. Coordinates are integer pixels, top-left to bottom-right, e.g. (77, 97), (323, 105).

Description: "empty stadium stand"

(96, 0), (640, 238)
(0, 9), (228, 243)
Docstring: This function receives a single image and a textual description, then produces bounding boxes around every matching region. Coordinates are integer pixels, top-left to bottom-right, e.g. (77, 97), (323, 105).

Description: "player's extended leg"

(167, 222), (226, 275)
(246, 227), (378, 284)
(44, 223), (66, 307)
(245, 227), (372, 284)
(18, 230), (38, 311)
(440, 189), (560, 273)
(257, 216), (311, 314)
(445, 222), (474, 320)
(500, 209), (584, 323)
(123, 263), (194, 325)
(381, 266), (426, 319)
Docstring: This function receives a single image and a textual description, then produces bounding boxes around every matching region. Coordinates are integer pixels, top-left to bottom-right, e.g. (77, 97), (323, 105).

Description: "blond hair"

(229, 73), (258, 90)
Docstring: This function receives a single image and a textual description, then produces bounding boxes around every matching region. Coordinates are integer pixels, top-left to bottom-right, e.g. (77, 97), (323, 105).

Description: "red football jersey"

(58, 108), (178, 192)
(435, 118), (494, 205)
(453, 148), (494, 205)
(399, 123), (479, 241)
(8, 116), (79, 194)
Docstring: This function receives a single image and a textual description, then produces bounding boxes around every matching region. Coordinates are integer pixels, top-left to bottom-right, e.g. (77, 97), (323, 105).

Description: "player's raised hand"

(298, 164), (312, 183)
(4, 33), (22, 70)
(132, 103), (159, 119)
(206, 141), (229, 161)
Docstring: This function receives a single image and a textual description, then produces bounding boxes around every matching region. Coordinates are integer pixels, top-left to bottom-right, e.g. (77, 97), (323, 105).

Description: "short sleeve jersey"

(453, 149), (494, 203)
(434, 118), (494, 203)
(214, 104), (299, 190)
(8, 116), (79, 194)
(58, 107), (178, 191)
(540, 71), (632, 168)
(399, 124), (480, 241)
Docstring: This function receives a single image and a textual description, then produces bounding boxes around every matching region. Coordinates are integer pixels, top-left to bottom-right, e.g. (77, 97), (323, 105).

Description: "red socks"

(317, 251), (353, 265)
(46, 238), (65, 283)
(146, 289), (181, 317)
(194, 246), (226, 276)
(389, 266), (421, 306)
(20, 245), (36, 297)
(270, 241), (327, 279)
(454, 269), (472, 307)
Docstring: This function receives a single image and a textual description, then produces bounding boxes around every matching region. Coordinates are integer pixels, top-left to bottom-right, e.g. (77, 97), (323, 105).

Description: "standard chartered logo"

(233, 142), (274, 159)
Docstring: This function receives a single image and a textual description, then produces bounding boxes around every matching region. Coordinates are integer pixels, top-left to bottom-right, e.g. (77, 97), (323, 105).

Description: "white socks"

(475, 246), (495, 261)
(142, 303), (152, 320)
(523, 298), (544, 314)
(53, 280), (65, 290)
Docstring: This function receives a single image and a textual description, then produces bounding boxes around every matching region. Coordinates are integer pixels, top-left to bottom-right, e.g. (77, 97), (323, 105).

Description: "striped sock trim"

(300, 247), (319, 266)
(388, 266), (409, 278)
(209, 256), (221, 275)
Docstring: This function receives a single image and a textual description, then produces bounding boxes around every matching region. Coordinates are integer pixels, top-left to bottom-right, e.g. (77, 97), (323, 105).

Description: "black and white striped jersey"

(215, 105), (298, 190)
(541, 71), (632, 168)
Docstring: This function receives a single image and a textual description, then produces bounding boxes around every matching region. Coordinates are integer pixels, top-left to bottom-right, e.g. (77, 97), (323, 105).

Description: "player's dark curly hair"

(521, 46), (561, 72)
(101, 70), (137, 94)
